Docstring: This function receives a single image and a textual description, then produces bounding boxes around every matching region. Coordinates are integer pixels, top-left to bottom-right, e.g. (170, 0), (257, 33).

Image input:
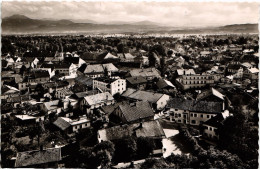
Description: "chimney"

(40, 145), (43, 151)
(139, 122), (143, 128)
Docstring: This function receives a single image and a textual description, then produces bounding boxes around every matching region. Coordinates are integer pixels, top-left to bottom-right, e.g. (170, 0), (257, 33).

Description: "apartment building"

(166, 98), (223, 126)
(176, 74), (214, 90)
(93, 77), (126, 96)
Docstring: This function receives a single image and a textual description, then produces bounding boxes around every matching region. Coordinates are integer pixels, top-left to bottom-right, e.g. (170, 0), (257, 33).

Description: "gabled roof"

(197, 88), (224, 101)
(57, 88), (74, 96)
(102, 63), (118, 72)
(53, 117), (71, 130)
(123, 90), (164, 104)
(84, 64), (104, 74)
(156, 79), (175, 89)
(43, 100), (60, 111)
(104, 53), (118, 59)
(167, 98), (222, 114)
(247, 68), (259, 74)
(98, 120), (165, 141)
(84, 92), (114, 106)
(129, 68), (161, 78)
(126, 76), (147, 85)
(118, 101), (154, 122)
(15, 148), (61, 167)
(203, 113), (224, 128)
(177, 69), (195, 76)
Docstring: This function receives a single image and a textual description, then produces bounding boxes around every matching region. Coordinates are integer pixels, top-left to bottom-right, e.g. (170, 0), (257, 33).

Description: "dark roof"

(15, 148), (61, 167)
(123, 89), (164, 104)
(167, 98), (222, 114)
(75, 76), (93, 86)
(156, 79), (175, 89)
(118, 101), (154, 122)
(101, 102), (121, 115)
(98, 120), (165, 141)
(126, 76), (147, 85)
(53, 117), (71, 130)
(64, 57), (80, 64)
(30, 70), (49, 79)
(203, 113), (224, 128)
(54, 63), (71, 69)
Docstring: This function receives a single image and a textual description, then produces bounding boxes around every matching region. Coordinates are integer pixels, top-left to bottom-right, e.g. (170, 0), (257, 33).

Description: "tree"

(136, 137), (156, 158)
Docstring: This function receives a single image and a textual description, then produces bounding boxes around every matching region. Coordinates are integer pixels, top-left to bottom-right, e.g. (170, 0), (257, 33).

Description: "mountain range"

(2, 14), (258, 35)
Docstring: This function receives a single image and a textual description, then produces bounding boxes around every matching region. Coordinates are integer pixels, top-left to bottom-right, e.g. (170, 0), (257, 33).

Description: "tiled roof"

(124, 90), (164, 103)
(118, 101), (154, 122)
(53, 117), (71, 130)
(203, 113), (224, 128)
(126, 76), (147, 85)
(98, 120), (165, 141)
(129, 68), (161, 78)
(102, 63), (118, 72)
(84, 92), (114, 106)
(15, 148), (61, 167)
(84, 64), (104, 74)
(167, 98), (222, 114)
(156, 79), (175, 89)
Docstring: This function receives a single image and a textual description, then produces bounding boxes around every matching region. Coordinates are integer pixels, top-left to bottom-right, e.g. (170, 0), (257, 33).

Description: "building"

(122, 89), (170, 111)
(176, 74), (214, 90)
(83, 63), (118, 78)
(243, 67), (259, 81)
(202, 114), (224, 140)
(55, 88), (74, 99)
(128, 68), (161, 80)
(53, 116), (91, 133)
(15, 147), (62, 168)
(126, 76), (147, 90)
(167, 98), (223, 126)
(93, 77), (126, 96)
(80, 92), (115, 114)
(111, 101), (154, 124)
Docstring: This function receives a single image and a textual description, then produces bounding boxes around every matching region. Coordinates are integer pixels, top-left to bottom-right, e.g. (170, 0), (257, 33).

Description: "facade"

(93, 77), (126, 96)
(167, 98), (223, 126)
(176, 74), (214, 90)
(80, 92), (115, 114)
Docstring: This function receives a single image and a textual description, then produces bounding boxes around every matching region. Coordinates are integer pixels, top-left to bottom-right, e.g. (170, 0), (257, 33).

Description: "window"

(178, 114), (181, 117)
(201, 114), (203, 118)
(191, 113), (193, 117)
(194, 113), (197, 117)
(191, 120), (196, 124)
(175, 109), (178, 111)
(175, 114), (178, 118)
(207, 115), (210, 118)
(210, 127), (213, 131)
(178, 120), (181, 123)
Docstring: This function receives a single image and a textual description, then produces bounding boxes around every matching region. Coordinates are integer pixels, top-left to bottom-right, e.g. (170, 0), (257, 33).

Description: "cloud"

(2, 1), (258, 27)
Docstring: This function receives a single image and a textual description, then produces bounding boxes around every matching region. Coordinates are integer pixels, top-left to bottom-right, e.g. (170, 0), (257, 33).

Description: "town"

(1, 33), (259, 168)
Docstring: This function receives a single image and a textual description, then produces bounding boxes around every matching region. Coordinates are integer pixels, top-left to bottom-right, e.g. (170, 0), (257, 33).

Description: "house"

(73, 76), (93, 92)
(166, 98), (223, 126)
(202, 113), (224, 140)
(196, 88), (225, 110)
(122, 89), (170, 111)
(80, 92), (115, 114)
(93, 77), (126, 96)
(98, 120), (165, 142)
(55, 88), (74, 99)
(41, 100), (62, 114)
(176, 73), (214, 90)
(176, 69), (196, 76)
(111, 101), (154, 124)
(53, 63), (71, 76)
(28, 70), (50, 84)
(128, 68), (161, 80)
(53, 116), (91, 133)
(126, 76), (147, 90)
(84, 64), (104, 78)
(243, 67), (259, 81)
(97, 120), (166, 155)
(1, 85), (20, 99)
(15, 147), (62, 168)
(42, 81), (70, 94)
(156, 79), (176, 90)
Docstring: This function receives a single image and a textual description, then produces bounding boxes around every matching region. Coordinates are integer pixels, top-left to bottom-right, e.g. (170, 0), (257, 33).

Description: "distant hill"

(2, 14), (258, 34)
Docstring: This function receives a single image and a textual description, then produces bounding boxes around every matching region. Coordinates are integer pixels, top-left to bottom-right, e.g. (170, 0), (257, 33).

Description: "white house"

(93, 77), (126, 96)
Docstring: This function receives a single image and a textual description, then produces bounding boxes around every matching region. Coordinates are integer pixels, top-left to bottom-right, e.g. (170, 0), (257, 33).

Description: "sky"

(2, 1), (259, 27)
